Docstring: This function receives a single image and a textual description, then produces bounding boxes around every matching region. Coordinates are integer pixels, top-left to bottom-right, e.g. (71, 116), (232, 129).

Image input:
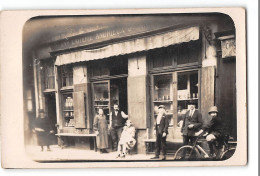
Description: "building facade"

(23, 13), (236, 154)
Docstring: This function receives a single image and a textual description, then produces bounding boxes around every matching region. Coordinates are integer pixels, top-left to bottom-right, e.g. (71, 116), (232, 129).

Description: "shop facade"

(24, 14), (236, 154)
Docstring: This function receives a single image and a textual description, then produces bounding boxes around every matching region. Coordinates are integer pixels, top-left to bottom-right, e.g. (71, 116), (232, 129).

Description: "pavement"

(25, 145), (176, 162)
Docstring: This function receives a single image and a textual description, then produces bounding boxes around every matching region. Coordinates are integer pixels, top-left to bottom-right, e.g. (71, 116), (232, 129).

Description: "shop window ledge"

(43, 89), (56, 93)
(60, 86), (74, 91)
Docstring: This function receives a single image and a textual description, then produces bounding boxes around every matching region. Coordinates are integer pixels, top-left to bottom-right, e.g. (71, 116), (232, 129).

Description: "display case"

(153, 74), (174, 126)
(62, 92), (74, 127)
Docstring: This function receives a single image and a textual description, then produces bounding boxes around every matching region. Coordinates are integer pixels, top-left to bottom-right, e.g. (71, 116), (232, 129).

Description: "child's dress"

(119, 125), (136, 149)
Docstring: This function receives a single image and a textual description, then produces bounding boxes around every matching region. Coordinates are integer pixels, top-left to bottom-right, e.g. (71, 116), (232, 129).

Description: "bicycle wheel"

(174, 145), (201, 161)
(220, 148), (236, 160)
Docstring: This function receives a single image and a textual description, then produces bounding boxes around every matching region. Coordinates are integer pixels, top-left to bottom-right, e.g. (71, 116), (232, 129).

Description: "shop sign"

(50, 23), (168, 52)
(221, 38), (236, 59)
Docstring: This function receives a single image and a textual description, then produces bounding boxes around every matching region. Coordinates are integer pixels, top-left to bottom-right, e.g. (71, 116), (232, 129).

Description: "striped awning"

(55, 26), (200, 66)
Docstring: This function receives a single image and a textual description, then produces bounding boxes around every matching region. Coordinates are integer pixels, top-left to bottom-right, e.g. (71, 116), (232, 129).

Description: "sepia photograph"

(1, 7), (248, 168)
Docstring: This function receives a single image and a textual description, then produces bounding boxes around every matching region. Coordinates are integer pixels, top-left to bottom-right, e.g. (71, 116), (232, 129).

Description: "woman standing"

(93, 107), (109, 153)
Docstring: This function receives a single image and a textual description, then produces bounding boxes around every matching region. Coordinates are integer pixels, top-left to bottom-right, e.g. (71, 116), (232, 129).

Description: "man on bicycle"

(196, 106), (222, 158)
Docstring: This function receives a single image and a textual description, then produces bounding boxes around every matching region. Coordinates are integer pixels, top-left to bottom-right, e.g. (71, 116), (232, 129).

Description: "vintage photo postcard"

(1, 8), (247, 168)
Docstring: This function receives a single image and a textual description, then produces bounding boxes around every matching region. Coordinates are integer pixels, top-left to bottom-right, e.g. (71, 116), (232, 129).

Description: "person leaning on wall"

(109, 104), (128, 151)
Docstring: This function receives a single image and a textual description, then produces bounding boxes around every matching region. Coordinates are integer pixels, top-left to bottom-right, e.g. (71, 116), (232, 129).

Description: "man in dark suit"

(181, 101), (202, 147)
(109, 104), (128, 151)
(151, 105), (169, 160)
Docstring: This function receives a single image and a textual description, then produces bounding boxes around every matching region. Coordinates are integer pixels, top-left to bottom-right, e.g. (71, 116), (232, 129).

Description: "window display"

(153, 74), (173, 126)
(62, 93), (74, 127)
(177, 71), (199, 125)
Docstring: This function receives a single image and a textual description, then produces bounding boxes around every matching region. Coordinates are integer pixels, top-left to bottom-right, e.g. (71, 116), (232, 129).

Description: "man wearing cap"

(109, 104), (128, 151)
(196, 106), (222, 157)
(181, 101), (202, 147)
(151, 105), (169, 160)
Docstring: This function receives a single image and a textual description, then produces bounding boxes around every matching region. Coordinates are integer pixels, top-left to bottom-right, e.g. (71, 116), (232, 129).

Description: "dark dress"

(93, 114), (109, 149)
(34, 117), (52, 146)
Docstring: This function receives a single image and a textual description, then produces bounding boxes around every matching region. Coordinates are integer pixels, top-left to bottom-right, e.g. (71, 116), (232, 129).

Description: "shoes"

(151, 156), (160, 159)
(162, 156), (166, 160)
(209, 153), (216, 158)
(47, 148), (52, 152)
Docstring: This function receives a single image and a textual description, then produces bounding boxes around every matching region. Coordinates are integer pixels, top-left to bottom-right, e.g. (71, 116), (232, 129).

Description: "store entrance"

(110, 77), (128, 114)
(45, 93), (58, 145)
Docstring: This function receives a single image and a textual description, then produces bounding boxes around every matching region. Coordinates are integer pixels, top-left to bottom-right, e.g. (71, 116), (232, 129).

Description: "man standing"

(109, 104), (128, 151)
(151, 105), (169, 160)
(181, 101), (202, 147)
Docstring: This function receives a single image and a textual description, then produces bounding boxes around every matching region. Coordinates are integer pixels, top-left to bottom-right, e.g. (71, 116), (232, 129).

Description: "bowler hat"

(208, 106), (218, 114)
(158, 105), (165, 109)
(187, 100), (196, 105)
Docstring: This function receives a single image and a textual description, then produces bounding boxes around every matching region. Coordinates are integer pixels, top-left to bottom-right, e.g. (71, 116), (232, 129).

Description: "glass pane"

(153, 74), (173, 126)
(177, 71), (199, 125)
(63, 93), (74, 127)
(93, 82), (109, 119)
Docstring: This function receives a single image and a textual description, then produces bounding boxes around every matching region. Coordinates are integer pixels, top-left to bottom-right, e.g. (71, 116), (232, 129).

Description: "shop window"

(93, 82), (110, 120)
(60, 65), (73, 87)
(177, 71), (199, 121)
(177, 42), (199, 65)
(44, 61), (55, 89)
(153, 74), (174, 126)
(62, 92), (74, 127)
(149, 47), (174, 68)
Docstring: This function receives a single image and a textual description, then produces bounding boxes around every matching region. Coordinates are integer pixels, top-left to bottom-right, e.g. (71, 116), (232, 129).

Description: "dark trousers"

(110, 127), (123, 150)
(182, 135), (196, 157)
(183, 135), (196, 146)
(155, 132), (167, 156)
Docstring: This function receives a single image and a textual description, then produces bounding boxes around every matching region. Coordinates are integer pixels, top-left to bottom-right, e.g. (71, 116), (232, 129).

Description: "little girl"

(116, 120), (136, 158)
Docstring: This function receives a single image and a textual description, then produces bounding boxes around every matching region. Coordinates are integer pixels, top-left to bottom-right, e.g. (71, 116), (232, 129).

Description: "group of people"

(151, 101), (223, 160)
(93, 104), (136, 158)
(34, 101), (222, 160)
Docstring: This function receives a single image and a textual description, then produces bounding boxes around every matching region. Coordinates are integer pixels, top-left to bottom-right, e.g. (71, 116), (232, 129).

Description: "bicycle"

(173, 133), (236, 161)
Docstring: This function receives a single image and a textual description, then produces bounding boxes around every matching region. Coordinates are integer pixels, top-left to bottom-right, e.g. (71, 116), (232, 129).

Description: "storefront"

(26, 14), (236, 154)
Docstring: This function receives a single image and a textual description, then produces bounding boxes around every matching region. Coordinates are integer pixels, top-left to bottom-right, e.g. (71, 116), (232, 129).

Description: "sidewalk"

(25, 145), (176, 162)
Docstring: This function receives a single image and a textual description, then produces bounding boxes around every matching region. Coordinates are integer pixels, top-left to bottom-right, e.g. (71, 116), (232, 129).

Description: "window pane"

(153, 74), (173, 126)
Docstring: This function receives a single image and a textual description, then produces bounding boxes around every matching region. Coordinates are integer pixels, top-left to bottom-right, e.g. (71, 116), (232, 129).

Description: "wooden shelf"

(63, 110), (74, 112)
(94, 100), (109, 102)
(64, 116), (74, 118)
(153, 100), (173, 103)
(94, 105), (109, 107)
(178, 98), (198, 101)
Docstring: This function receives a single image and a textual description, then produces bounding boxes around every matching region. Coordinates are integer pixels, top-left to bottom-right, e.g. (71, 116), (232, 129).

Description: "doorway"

(45, 93), (57, 145)
(110, 77), (128, 114)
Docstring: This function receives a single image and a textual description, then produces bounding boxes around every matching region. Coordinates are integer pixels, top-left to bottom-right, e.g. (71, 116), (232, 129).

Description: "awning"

(55, 26), (200, 66)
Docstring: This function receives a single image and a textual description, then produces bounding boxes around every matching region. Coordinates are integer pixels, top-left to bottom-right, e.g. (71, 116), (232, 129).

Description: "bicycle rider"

(196, 106), (222, 158)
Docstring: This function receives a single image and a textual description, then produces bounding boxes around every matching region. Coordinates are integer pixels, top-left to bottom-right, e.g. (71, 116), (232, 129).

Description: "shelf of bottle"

(153, 100), (173, 103)
(94, 100), (109, 102)
(64, 116), (74, 118)
(177, 98), (198, 101)
(63, 110), (74, 112)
